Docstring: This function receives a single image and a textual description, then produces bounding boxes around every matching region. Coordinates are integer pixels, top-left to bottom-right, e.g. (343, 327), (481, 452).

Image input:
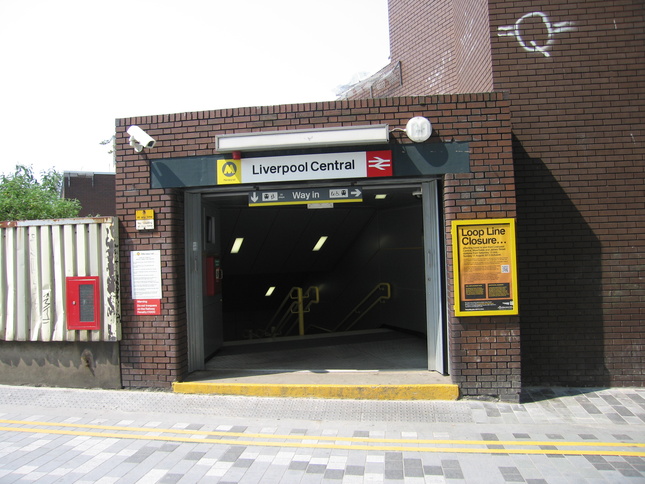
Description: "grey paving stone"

(578, 434), (597, 440)
(158, 472), (183, 483)
(323, 468), (344, 479)
(613, 433), (633, 440)
(219, 445), (247, 462)
(183, 450), (206, 461)
(306, 463), (327, 474)
(618, 468), (644, 478)
(384, 468), (404, 479)
(385, 460), (403, 471)
(499, 466), (526, 482)
(607, 413), (628, 424)
(345, 464), (365, 475)
(486, 407), (502, 417)
(404, 457), (423, 469)
(442, 459), (464, 479)
(545, 434), (564, 440)
(289, 460), (309, 470)
(444, 467), (465, 479)
(233, 458), (255, 468)
(423, 466), (443, 476)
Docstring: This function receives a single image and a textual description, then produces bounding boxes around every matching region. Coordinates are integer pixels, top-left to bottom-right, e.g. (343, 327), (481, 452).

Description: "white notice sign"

(131, 250), (163, 300)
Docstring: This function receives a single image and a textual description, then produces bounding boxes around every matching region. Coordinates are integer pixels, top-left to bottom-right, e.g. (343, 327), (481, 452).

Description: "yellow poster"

(452, 219), (519, 316)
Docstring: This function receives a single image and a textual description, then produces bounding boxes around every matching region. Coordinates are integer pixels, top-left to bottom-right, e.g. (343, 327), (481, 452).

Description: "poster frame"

(451, 218), (519, 317)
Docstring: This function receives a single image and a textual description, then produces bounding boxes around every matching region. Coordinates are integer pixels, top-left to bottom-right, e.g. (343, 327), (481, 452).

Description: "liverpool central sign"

(216, 150), (393, 185)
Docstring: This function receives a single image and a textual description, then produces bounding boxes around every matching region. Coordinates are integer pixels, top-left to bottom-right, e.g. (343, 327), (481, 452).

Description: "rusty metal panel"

(0, 217), (120, 342)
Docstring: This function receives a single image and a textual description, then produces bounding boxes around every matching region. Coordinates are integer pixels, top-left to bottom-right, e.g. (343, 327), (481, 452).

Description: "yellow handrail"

(303, 286), (320, 311)
(266, 286), (319, 337)
(333, 282), (391, 332)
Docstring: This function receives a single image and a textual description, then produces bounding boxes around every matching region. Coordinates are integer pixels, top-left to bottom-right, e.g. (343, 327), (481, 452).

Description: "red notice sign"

(134, 299), (161, 315)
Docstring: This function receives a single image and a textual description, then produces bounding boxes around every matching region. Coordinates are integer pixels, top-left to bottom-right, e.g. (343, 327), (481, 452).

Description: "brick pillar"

(115, 120), (188, 388)
(443, 92), (521, 402)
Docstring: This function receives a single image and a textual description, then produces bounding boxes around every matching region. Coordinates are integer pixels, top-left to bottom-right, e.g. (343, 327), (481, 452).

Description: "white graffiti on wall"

(498, 12), (576, 57)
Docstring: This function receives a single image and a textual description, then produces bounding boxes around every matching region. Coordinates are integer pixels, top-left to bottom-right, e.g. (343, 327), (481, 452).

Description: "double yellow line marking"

(1, 419), (643, 457)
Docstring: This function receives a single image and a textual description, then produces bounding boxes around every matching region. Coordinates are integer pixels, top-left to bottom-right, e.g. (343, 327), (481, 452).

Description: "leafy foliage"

(0, 165), (81, 221)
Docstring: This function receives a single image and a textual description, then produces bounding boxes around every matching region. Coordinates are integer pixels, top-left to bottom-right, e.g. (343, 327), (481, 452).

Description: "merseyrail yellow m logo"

(217, 159), (242, 185)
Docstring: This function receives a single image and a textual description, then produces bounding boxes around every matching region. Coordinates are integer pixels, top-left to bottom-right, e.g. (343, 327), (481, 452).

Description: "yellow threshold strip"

(0, 420), (643, 458)
(172, 382), (460, 400)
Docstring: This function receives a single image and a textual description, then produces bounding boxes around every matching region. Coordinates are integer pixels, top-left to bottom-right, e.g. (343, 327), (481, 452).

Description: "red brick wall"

(452, 0), (493, 93)
(115, 135), (188, 388)
(385, 0), (644, 389)
(387, 0), (492, 96)
(489, 0), (645, 387)
(63, 173), (116, 216)
(115, 94), (518, 399)
(443, 92), (519, 399)
(388, 0), (456, 94)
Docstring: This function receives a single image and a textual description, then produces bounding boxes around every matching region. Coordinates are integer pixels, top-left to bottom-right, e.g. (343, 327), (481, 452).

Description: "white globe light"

(405, 117), (432, 142)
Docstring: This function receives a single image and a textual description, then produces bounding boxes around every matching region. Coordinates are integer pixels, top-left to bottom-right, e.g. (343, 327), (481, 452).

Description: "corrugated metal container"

(0, 217), (120, 342)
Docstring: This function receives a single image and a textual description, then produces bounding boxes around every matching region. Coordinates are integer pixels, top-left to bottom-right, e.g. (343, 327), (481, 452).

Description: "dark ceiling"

(210, 186), (422, 277)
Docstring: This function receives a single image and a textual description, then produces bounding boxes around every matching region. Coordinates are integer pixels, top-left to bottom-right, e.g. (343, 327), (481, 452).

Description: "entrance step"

(180, 330), (458, 400)
(172, 370), (459, 401)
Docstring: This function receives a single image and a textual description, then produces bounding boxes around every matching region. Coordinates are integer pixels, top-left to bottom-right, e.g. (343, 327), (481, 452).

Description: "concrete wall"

(0, 341), (121, 388)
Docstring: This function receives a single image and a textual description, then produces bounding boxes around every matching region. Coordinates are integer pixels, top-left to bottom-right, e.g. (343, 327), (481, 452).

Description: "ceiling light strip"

(231, 238), (244, 254)
(312, 236), (328, 252)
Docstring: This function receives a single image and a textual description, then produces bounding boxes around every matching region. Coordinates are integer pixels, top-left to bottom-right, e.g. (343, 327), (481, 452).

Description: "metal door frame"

(185, 179), (447, 374)
(185, 191), (204, 372)
(422, 180), (446, 374)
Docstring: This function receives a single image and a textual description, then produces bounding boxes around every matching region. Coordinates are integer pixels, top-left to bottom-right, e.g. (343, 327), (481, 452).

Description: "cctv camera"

(127, 125), (156, 152)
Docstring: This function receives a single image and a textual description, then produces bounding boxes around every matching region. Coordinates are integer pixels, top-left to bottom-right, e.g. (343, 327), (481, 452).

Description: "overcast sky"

(0, 0), (390, 176)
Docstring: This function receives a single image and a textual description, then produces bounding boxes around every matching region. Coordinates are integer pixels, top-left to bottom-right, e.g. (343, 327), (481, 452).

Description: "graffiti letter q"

(498, 12), (576, 58)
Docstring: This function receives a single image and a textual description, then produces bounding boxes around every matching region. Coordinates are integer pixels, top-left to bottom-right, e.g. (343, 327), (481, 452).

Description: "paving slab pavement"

(0, 385), (644, 483)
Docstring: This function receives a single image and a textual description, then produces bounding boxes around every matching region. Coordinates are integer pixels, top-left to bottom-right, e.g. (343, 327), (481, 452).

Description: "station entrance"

(184, 180), (446, 377)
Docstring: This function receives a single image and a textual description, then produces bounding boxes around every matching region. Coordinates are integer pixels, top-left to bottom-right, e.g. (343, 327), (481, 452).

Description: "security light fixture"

(405, 117), (432, 142)
(312, 236), (328, 252)
(265, 286), (276, 297)
(375, 194), (388, 200)
(216, 125), (390, 152)
(230, 237), (244, 254)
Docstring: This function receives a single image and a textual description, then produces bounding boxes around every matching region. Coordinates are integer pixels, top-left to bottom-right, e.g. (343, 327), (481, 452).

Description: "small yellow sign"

(136, 210), (154, 220)
(217, 159), (242, 185)
(135, 210), (155, 230)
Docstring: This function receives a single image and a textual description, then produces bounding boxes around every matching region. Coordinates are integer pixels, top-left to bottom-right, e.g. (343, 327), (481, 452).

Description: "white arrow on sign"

(368, 157), (391, 171)
(250, 193), (259, 202)
(351, 189), (361, 197)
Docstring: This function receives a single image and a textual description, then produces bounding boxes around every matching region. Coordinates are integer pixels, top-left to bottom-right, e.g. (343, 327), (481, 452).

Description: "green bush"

(0, 165), (81, 221)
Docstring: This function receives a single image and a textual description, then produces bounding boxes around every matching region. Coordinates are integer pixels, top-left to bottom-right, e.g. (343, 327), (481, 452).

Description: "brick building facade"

(113, 0), (643, 399)
(370, 0), (644, 388)
(115, 94), (520, 399)
(63, 172), (116, 216)
(491, 0), (644, 387)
